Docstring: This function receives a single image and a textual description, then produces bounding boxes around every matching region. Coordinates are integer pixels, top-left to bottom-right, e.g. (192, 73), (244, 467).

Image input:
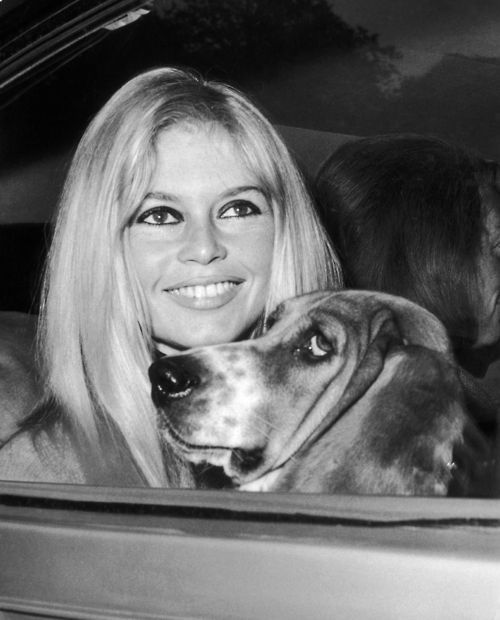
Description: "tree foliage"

(153, 0), (379, 76)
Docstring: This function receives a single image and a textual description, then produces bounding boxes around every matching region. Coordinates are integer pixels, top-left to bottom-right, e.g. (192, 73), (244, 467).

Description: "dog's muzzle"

(149, 356), (200, 405)
(149, 353), (270, 480)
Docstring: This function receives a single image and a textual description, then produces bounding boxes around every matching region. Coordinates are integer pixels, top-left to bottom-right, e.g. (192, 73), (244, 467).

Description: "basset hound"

(149, 290), (493, 495)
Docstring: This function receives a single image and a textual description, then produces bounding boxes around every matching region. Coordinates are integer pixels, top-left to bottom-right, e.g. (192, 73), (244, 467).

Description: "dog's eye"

(302, 332), (335, 359)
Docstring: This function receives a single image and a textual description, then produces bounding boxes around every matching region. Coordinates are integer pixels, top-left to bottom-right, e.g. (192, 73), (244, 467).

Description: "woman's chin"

(154, 328), (253, 354)
(152, 312), (261, 353)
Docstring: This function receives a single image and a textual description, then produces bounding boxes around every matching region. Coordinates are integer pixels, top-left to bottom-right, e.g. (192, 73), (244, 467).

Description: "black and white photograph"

(1, 1), (500, 618)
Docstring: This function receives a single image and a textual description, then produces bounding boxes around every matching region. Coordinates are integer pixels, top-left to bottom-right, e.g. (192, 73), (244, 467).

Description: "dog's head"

(149, 290), (454, 485)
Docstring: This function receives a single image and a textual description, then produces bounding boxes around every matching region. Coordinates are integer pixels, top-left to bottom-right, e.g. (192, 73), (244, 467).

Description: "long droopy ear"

(323, 291), (454, 421)
(284, 299), (402, 461)
(287, 291), (454, 462)
(332, 292), (455, 422)
(364, 291), (453, 357)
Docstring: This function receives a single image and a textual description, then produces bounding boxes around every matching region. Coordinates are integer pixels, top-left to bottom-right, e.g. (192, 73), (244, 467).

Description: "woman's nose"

(177, 221), (227, 264)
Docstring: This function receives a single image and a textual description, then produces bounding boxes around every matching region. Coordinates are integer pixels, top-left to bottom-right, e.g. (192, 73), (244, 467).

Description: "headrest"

(278, 125), (357, 179)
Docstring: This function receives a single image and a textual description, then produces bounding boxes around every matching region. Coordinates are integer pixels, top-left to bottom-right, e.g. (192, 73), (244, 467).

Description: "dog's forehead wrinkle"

(322, 291), (393, 325)
(267, 291), (333, 328)
(264, 307), (307, 336)
(265, 297), (349, 342)
(309, 309), (352, 341)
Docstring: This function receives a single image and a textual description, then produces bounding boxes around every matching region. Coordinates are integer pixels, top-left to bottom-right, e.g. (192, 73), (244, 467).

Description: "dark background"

(1, 0), (500, 310)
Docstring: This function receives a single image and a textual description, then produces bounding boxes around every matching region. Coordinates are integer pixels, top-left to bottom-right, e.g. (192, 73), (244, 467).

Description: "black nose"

(149, 357), (200, 405)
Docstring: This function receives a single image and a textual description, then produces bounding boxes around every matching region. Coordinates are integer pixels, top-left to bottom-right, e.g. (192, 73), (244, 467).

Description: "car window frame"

(1, 481), (500, 619)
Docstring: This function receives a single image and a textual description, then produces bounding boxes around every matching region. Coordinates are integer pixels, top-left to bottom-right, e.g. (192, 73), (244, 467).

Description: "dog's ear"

(291, 292), (453, 461)
(292, 314), (395, 459)
(280, 345), (467, 495)
(368, 292), (452, 357)
(337, 295), (444, 416)
(354, 293), (455, 403)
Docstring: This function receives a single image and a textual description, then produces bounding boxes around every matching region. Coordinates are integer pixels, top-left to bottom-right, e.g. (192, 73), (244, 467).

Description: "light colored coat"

(0, 311), (41, 443)
(0, 426), (86, 483)
(0, 311), (86, 483)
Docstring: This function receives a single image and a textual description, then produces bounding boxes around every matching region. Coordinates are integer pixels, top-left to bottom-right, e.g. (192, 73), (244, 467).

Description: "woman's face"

(129, 123), (275, 353)
(475, 189), (500, 347)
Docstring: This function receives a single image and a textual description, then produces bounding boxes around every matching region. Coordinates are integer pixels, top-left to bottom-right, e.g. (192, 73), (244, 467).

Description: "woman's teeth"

(168, 281), (238, 299)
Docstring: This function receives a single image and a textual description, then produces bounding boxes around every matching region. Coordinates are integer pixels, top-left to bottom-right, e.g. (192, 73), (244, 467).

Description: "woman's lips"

(164, 280), (242, 309)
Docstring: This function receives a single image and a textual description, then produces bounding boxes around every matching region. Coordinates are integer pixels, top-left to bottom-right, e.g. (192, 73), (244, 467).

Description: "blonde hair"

(38, 67), (342, 487)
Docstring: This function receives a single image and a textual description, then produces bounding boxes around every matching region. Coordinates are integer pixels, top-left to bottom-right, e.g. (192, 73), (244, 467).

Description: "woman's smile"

(164, 279), (242, 309)
(128, 122), (275, 351)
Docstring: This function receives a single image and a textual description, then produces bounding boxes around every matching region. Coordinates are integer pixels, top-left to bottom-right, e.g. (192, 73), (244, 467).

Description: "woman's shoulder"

(0, 424), (87, 484)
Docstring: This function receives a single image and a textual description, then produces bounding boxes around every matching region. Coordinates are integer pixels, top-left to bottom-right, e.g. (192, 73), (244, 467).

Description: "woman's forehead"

(153, 123), (250, 178)
(152, 121), (274, 194)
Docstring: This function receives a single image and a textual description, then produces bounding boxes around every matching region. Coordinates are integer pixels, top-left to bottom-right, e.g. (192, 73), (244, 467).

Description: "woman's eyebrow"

(142, 191), (177, 202)
(222, 185), (267, 199)
(141, 186), (267, 204)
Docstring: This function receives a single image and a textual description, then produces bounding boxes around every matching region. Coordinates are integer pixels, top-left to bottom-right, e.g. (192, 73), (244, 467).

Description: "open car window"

(1, 1), (500, 616)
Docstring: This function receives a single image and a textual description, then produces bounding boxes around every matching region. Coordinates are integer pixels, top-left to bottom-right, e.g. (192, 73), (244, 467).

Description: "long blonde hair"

(38, 67), (342, 487)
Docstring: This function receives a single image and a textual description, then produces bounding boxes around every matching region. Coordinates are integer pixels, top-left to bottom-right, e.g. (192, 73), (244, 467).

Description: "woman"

(0, 67), (342, 486)
(315, 133), (500, 378)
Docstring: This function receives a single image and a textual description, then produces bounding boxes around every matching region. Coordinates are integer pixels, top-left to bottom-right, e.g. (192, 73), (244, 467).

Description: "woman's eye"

(219, 200), (260, 219)
(137, 207), (182, 226)
(303, 332), (335, 358)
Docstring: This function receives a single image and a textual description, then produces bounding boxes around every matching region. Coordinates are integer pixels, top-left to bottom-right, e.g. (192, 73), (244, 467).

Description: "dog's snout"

(149, 357), (200, 405)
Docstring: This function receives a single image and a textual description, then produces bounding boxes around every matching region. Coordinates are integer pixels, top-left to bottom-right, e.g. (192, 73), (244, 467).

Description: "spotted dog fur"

(150, 290), (469, 495)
